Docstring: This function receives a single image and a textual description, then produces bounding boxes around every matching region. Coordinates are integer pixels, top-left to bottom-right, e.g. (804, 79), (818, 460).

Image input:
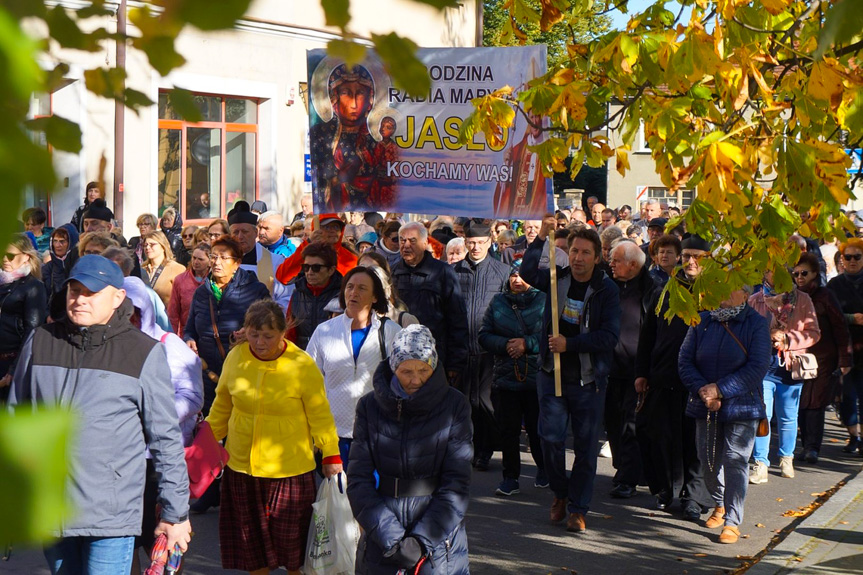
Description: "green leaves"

(0, 408), (75, 544)
(371, 33), (430, 96)
(133, 35), (187, 76)
(25, 115), (83, 153)
(815, 0), (863, 60)
(170, 0), (254, 31)
(327, 39), (367, 66)
(163, 88), (203, 123)
(322, 0), (351, 28)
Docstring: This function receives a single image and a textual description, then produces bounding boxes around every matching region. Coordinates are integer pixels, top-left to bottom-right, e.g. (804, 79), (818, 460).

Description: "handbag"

(721, 322), (770, 437)
(788, 352), (818, 381)
(184, 420), (229, 499)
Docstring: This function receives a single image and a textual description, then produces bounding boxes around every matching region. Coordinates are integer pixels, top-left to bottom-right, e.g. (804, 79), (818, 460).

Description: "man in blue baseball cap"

(9, 254), (193, 572)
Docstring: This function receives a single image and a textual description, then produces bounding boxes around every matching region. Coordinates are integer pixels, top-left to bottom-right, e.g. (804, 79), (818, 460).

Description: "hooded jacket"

(478, 284), (545, 391)
(348, 362), (472, 575)
(371, 238), (402, 269)
(679, 305), (771, 422)
(9, 299), (190, 535)
(124, 277), (204, 447)
(42, 224), (80, 297)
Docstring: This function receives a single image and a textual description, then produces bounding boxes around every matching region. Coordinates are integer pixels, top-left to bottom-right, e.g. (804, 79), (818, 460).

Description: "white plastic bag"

(304, 472), (360, 575)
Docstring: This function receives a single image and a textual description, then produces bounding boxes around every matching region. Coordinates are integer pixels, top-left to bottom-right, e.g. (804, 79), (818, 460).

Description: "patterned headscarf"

(709, 303), (746, 323)
(389, 324), (438, 372)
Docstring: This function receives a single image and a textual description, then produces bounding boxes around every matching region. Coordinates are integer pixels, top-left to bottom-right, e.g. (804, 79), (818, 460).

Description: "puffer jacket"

(348, 363), (473, 575)
(478, 286), (544, 391)
(9, 299), (189, 535)
(453, 256), (510, 356)
(42, 224), (80, 297)
(826, 273), (863, 368)
(183, 267), (270, 376)
(287, 273), (343, 350)
(0, 271), (47, 357)
(124, 277), (203, 447)
(679, 305), (771, 422)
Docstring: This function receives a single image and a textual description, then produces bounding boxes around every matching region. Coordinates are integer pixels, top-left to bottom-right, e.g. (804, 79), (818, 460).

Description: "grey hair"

(645, 198), (661, 206)
(400, 221), (428, 241)
(257, 210), (284, 225)
(102, 247), (134, 276)
(498, 230), (517, 244)
(600, 226), (624, 244)
(611, 240), (646, 267)
(445, 237), (465, 254)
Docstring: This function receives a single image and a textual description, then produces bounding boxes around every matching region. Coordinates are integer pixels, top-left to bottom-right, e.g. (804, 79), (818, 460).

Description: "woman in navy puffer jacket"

(679, 287), (770, 545)
(348, 325), (473, 575)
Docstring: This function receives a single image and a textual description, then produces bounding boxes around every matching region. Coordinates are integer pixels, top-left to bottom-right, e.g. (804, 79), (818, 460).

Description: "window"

(645, 186), (694, 209)
(158, 92), (259, 221)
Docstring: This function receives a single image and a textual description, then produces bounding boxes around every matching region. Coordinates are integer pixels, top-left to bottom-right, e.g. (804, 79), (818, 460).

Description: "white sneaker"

(749, 461), (769, 484)
(599, 441), (612, 458)
(780, 456), (795, 478)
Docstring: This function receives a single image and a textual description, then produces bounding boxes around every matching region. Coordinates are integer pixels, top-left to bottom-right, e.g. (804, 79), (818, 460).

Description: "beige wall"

(38, 0), (478, 230)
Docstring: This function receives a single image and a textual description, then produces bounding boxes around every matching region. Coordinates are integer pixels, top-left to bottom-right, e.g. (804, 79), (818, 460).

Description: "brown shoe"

(550, 497), (567, 523)
(719, 525), (740, 544)
(705, 507), (726, 529)
(566, 512), (586, 533)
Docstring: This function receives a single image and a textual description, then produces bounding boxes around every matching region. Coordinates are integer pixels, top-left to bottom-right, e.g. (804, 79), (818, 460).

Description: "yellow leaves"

(538, 0), (564, 32)
(716, 0), (749, 19)
(782, 509), (807, 518)
(808, 58), (847, 110)
(615, 147), (631, 177)
(760, 0), (791, 16)
(711, 141), (745, 167)
(810, 139), (853, 204)
(548, 84), (587, 128)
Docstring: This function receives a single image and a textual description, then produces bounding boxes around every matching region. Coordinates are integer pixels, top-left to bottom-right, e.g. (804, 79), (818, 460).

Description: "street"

(5, 413), (861, 575)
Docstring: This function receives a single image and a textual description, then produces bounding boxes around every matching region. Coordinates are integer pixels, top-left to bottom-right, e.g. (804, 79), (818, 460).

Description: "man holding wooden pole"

(520, 214), (621, 534)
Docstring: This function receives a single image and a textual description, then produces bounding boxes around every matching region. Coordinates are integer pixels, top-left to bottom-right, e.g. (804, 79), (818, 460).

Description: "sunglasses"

(302, 263), (331, 273)
(181, 233), (195, 239)
(792, 270), (811, 278)
(3, 252), (22, 261)
(844, 254), (863, 261)
(388, 235), (399, 243)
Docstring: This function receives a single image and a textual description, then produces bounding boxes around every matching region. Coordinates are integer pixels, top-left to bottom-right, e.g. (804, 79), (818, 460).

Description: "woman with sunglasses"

(285, 242), (342, 350)
(827, 238), (863, 455)
(793, 253), (852, 463)
(0, 234), (47, 397)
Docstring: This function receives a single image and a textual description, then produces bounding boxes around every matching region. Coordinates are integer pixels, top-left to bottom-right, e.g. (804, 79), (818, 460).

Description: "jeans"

(840, 367), (863, 428)
(496, 388), (544, 480)
(696, 418), (757, 527)
(537, 370), (605, 514)
(44, 536), (136, 575)
(753, 360), (802, 464)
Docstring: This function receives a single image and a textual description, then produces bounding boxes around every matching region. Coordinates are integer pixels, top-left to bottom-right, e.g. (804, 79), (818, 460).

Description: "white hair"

(446, 237), (465, 255)
(611, 240), (646, 267)
(257, 210), (284, 225)
(400, 221), (428, 241)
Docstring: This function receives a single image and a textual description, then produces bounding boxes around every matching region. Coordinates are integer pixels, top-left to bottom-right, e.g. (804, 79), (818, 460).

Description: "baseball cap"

(647, 217), (668, 230)
(64, 255), (124, 292)
(317, 214), (346, 228)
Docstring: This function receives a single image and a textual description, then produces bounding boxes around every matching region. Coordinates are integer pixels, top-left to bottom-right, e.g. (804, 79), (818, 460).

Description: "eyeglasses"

(843, 253), (863, 262)
(681, 253), (705, 262)
(181, 233), (195, 239)
(209, 255), (237, 262)
(3, 252), (22, 261)
(792, 270), (811, 278)
(302, 263), (331, 273)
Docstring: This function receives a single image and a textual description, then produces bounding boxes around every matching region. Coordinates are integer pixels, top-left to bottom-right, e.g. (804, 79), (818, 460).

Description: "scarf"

(709, 303), (746, 323)
(208, 278), (224, 303)
(764, 289), (797, 331)
(0, 263), (32, 286)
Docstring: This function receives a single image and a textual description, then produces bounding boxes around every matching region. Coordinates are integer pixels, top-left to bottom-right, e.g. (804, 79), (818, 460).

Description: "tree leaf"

(25, 115), (83, 153)
(371, 33), (429, 96)
(164, 87), (203, 123)
(321, 0), (351, 29)
(172, 0), (254, 31)
(815, 0), (862, 60)
(133, 35), (187, 76)
(326, 39), (367, 66)
(409, 0), (461, 8)
(124, 88), (155, 111)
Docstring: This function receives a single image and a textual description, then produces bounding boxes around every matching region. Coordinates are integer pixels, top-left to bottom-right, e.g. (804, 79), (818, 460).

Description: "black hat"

(431, 226), (456, 245)
(364, 212), (383, 227)
(647, 217), (668, 230)
(464, 221), (491, 238)
(83, 198), (113, 222)
(227, 202), (258, 226)
(250, 200), (268, 213)
(681, 233), (711, 251)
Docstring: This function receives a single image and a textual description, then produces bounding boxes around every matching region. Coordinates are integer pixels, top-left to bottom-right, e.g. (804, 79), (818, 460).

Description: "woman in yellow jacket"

(207, 299), (342, 575)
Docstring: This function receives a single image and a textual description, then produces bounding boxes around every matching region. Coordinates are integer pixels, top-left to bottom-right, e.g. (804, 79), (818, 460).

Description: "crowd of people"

(5, 186), (863, 573)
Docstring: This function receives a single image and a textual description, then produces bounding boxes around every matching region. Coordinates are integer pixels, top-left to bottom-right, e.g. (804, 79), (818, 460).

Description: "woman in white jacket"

(306, 266), (402, 465)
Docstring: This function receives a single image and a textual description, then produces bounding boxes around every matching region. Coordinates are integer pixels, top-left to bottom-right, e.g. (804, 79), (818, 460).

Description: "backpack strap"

(378, 315), (389, 361)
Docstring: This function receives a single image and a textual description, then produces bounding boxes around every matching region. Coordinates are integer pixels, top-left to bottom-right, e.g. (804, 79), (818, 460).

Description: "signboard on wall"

(306, 46), (552, 219)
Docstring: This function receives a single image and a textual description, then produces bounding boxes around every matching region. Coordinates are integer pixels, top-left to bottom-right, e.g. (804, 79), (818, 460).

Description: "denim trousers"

(536, 370), (605, 515)
(753, 359), (801, 464)
(696, 418), (757, 527)
(840, 367), (863, 428)
(44, 536), (136, 574)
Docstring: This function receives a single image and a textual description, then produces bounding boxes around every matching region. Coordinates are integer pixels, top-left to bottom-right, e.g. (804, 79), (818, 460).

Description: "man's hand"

(507, 338), (526, 359)
(322, 463), (343, 478)
(634, 377), (648, 393)
(548, 335), (567, 354)
(537, 214), (556, 241)
(186, 340), (198, 354)
(699, 383), (721, 402)
(155, 519), (193, 554)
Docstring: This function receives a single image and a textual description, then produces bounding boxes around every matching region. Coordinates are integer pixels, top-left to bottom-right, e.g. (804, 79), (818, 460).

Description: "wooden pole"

(547, 230), (562, 397)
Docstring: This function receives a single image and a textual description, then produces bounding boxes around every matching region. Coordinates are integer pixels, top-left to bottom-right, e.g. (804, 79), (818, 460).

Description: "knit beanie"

(389, 324), (438, 372)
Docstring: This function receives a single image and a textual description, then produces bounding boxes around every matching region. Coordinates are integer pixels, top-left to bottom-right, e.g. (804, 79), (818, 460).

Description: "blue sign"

(847, 149), (862, 174)
(304, 154), (312, 182)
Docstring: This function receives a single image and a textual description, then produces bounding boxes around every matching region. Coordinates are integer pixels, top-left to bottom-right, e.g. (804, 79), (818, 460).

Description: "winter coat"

(124, 277), (203, 447)
(391, 252), (469, 373)
(827, 273), (863, 368)
(183, 267), (271, 376)
(679, 305), (771, 422)
(799, 283), (852, 375)
(160, 217), (184, 259)
(167, 268), (205, 338)
(70, 202), (89, 232)
(478, 286), (544, 391)
(206, 340), (341, 478)
(287, 273), (343, 350)
(348, 362), (473, 575)
(0, 272), (47, 357)
(453, 256), (510, 356)
(520, 236), (620, 388)
(41, 224), (80, 297)
(9, 299), (190, 535)
(748, 289), (821, 367)
(610, 265), (659, 380)
(635, 273), (691, 391)
(306, 313), (401, 438)
(371, 239), (402, 269)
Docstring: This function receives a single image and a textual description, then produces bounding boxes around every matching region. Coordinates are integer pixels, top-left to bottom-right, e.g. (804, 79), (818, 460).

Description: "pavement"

(4, 413), (862, 575)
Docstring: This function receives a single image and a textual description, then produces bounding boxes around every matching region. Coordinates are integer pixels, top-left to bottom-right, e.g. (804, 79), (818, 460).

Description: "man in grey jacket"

(10, 255), (191, 573)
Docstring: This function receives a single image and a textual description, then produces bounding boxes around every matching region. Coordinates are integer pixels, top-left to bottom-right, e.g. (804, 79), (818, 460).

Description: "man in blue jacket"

(521, 216), (620, 534)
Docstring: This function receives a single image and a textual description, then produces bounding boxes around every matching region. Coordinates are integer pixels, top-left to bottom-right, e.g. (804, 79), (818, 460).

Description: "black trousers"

(636, 386), (711, 507)
(495, 388), (544, 479)
(799, 408), (826, 453)
(605, 376), (643, 487)
(463, 354), (499, 458)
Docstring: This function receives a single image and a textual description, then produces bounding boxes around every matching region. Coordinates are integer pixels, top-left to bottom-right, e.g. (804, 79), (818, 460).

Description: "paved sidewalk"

(746, 467), (863, 574)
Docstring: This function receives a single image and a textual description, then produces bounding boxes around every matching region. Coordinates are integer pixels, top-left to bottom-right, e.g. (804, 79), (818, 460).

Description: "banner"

(307, 46), (552, 219)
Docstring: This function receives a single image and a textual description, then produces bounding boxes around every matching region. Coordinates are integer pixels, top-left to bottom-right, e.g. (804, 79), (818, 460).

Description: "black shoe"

(682, 500), (702, 521)
(474, 457), (490, 471)
(655, 496), (670, 511)
(610, 483), (637, 499)
(794, 450), (806, 462)
(843, 436), (861, 453)
(805, 450), (819, 464)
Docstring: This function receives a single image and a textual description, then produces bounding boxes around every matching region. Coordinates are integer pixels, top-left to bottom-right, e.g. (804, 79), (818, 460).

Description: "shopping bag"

(304, 472), (360, 575)
(184, 420), (229, 499)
